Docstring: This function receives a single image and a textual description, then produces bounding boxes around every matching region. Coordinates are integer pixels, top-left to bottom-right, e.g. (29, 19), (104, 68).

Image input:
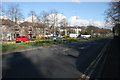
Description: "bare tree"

(28, 11), (37, 23)
(48, 9), (59, 36)
(105, 2), (120, 25)
(59, 18), (68, 36)
(0, 5), (16, 27)
(105, 1), (120, 37)
(40, 10), (49, 37)
(0, 5), (5, 16)
(60, 18), (68, 28)
(5, 4), (24, 39)
(28, 10), (39, 37)
(6, 4), (24, 24)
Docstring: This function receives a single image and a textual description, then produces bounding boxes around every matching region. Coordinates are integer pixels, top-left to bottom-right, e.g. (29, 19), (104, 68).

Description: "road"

(1, 37), (112, 78)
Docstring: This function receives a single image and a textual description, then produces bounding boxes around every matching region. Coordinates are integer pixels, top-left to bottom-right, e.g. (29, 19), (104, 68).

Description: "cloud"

(17, 20), (25, 24)
(1, 14), (105, 28)
(69, 16), (90, 26)
(0, 15), (24, 24)
(24, 15), (105, 28)
(25, 16), (40, 23)
(48, 13), (66, 21)
(47, 13), (67, 26)
(0, 16), (9, 19)
(68, 16), (105, 28)
(71, 0), (81, 3)
(92, 21), (105, 27)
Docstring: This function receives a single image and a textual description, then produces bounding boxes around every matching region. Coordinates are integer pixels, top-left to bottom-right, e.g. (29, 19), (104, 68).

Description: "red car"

(16, 36), (30, 43)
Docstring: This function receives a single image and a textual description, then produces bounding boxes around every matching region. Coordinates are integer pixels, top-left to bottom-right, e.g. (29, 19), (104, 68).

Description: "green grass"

(2, 35), (111, 54)
(2, 44), (28, 53)
(21, 37), (91, 47)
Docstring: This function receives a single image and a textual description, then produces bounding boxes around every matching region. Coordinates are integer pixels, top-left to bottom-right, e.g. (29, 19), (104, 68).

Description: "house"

(1, 19), (14, 41)
(1, 19), (111, 41)
(1, 19), (48, 41)
(57, 26), (82, 37)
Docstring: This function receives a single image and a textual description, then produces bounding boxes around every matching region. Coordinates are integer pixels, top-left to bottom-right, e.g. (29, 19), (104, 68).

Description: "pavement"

(100, 37), (120, 80)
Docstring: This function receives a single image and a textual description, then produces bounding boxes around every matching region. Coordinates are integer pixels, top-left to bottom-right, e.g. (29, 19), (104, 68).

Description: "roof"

(19, 21), (45, 28)
(1, 19), (16, 26)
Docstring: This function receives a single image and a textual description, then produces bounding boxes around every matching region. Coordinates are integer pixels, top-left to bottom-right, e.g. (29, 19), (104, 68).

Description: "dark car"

(77, 35), (81, 38)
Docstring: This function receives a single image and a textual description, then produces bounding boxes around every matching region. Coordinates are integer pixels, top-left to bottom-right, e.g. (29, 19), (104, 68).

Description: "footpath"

(100, 37), (120, 80)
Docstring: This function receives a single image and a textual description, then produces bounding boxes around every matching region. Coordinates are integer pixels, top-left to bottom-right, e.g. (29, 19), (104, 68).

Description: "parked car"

(81, 35), (91, 38)
(77, 35), (81, 38)
(16, 36), (30, 43)
(44, 37), (51, 39)
(53, 36), (61, 39)
(63, 35), (69, 38)
(44, 36), (61, 39)
(32, 36), (36, 38)
(69, 34), (78, 38)
(47, 36), (60, 39)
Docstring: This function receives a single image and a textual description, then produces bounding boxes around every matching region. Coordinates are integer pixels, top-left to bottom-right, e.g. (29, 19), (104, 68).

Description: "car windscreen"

(22, 36), (28, 38)
(17, 36), (21, 38)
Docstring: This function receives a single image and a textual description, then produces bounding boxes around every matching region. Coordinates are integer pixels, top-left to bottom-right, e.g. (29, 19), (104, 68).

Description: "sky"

(2, 2), (111, 28)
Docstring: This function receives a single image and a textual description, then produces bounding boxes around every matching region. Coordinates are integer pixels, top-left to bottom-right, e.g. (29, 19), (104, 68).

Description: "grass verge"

(1, 44), (28, 54)
(1, 35), (111, 54)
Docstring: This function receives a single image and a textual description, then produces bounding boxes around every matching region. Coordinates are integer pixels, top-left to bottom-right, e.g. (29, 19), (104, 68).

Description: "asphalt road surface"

(1, 37), (112, 79)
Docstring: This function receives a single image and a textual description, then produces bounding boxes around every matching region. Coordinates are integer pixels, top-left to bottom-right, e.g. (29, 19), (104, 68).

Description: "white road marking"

(79, 39), (111, 80)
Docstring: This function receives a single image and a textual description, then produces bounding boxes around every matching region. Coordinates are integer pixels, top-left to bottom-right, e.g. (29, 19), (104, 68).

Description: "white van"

(69, 34), (78, 38)
(81, 35), (91, 38)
